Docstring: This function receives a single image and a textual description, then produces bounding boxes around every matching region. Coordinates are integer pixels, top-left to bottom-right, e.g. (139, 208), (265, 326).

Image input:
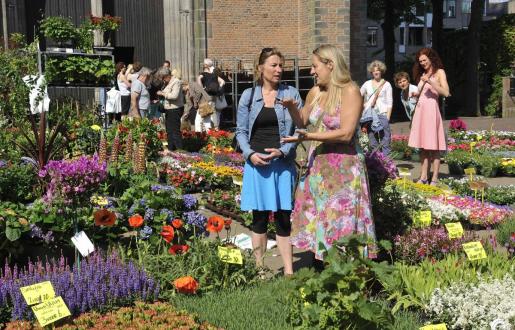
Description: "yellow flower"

(5, 209), (16, 216)
(476, 135), (482, 141)
(90, 124), (102, 131)
(18, 218), (28, 226)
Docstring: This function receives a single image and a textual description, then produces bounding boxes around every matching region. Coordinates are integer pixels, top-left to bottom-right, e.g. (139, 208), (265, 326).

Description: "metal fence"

(207, 57), (315, 126)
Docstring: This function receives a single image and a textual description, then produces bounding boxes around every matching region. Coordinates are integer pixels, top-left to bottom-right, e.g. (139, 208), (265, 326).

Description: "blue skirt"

(240, 158), (296, 211)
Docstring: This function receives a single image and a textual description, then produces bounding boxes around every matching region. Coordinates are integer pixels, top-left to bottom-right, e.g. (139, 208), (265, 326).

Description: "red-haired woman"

(409, 48), (450, 185)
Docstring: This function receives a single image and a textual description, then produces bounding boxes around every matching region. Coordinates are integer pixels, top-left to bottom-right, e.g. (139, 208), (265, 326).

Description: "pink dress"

(408, 77), (447, 151)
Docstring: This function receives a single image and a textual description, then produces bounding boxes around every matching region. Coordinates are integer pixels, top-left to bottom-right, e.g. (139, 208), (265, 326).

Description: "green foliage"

(171, 278), (295, 330)
(45, 55), (114, 86)
(287, 235), (395, 329)
(380, 253), (515, 312)
(39, 16), (77, 43)
(75, 20), (94, 52)
(0, 202), (30, 243)
(484, 69), (511, 116)
(0, 161), (39, 203)
(106, 118), (162, 161)
(496, 216), (515, 246)
(144, 237), (262, 298)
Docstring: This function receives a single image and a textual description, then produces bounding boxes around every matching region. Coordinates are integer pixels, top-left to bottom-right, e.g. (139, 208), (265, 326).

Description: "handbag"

(232, 87), (256, 153)
(215, 95), (228, 110)
(360, 80), (385, 130)
(198, 101), (215, 118)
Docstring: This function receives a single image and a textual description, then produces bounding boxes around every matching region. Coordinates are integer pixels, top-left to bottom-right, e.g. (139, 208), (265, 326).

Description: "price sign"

(398, 167), (411, 177)
(445, 222), (464, 239)
(464, 167), (476, 181)
(20, 281), (55, 305)
(31, 296), (71, 327)
(232, 175), (243, 187)
(218, 246), (243, 265)
(413, 210), (432, 228)
(462, 241), (487, 261)
(420, 324), (447, 330)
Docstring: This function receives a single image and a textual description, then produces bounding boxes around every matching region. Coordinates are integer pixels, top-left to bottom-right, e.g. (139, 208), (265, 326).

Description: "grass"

(170, 278), (295, 330)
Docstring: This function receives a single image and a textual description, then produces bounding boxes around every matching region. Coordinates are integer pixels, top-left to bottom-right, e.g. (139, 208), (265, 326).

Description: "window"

(462, 0), (472, 14)
(408, 27), (424, 46)
(367, 27), (378, 47)
(443, 0), (456, 17)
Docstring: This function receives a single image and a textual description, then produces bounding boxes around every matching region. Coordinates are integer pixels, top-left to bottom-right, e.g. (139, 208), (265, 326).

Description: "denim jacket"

(235, 84), (303, 161)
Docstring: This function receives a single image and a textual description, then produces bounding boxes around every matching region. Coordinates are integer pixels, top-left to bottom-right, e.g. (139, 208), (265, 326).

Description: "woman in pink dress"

(409, 48), (450, 185)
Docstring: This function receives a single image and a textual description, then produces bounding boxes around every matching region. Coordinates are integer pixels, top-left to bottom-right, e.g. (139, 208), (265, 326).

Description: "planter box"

(93, 46), (114, 55)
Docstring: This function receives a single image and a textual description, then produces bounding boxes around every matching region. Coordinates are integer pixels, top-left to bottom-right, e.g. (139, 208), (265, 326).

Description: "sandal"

(430, 180), (439, 186)
(416, 179), (429, 184)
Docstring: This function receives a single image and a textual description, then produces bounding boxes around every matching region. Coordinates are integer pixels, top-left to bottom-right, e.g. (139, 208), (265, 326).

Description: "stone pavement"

(205, 117), (514, 275)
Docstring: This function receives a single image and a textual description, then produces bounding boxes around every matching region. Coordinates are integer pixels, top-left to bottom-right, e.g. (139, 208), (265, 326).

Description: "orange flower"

(224, 219), (232, 230)
(206, 216), (224, 233)
(171, 218), (183, 229)
(160, 225), (175, 243)
(168, 244), (189, 255)
(94, 209), (116, 226)
(173, 276), (198, 294)
(128, 214), (144, 228)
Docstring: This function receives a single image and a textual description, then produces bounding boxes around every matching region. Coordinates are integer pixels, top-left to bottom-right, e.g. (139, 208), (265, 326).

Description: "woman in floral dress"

(281, 44), (377, 261)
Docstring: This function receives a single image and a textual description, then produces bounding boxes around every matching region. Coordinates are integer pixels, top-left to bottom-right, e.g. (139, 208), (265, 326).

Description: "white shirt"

(360, 80), (393, 115)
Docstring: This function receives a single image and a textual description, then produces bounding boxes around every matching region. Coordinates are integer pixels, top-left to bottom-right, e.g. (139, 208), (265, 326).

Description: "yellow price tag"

(445, 222), (464, 239)
(218, 246), (243, 265)
(31, 296), (71, 327)
(20, 281), (56, 305)
(462, 241), (487, 261)
(232, 175), (243, 187)
(420, 324), (448, 330)
(398, 167), (411, 176)
(464, 167), (476, 175)
(413, 210), (432, 228)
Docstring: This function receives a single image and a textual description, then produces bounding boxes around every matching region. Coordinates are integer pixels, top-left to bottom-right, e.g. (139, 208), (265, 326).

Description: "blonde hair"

(311, 44), (353, 115)
(253, 47), (284, 83)
(172, 68), (182, 80)
(367, 60), (386, 74)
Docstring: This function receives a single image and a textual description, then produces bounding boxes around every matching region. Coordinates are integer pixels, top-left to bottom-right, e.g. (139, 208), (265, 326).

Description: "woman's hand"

(250, 153), (270, 166)
(278, 98), (298, 111)
(156, 90), (164, 96)
(262, 148), (282, 161)
(410, 91), (419, 98)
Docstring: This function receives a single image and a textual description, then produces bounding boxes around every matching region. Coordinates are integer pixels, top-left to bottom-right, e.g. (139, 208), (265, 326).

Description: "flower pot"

(448, 163), (464, 175)
(93, 46), (114, 55)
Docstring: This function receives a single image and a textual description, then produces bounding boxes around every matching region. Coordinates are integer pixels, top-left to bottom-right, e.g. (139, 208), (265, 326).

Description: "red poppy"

(117, 124), (129, 133)
(94, 209), (116, 226)
(173, 276), (198, 294)
(157, 131), (167, 140)
(171, 218), (183, 229)
(224, 219), (232, 230)
(168, 244), (189, 255)
(206, 216), (225, 233)
(128, 214), (144, 228)
(160, 225), (175, 243)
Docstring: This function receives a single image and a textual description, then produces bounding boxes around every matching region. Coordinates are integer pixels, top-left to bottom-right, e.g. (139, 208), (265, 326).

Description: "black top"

(250, 106), (281, 154)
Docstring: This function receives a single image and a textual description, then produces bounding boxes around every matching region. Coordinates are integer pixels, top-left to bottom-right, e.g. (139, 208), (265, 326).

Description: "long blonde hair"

(311, 45), (353, 115)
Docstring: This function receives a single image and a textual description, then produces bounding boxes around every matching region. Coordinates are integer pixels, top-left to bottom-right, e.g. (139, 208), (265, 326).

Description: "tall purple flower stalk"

(38, 155), (107, 205)
(0, 251), (159, 322)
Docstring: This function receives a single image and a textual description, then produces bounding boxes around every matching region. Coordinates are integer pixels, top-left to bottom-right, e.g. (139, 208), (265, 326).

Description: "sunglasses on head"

(261, 47), (274, 54)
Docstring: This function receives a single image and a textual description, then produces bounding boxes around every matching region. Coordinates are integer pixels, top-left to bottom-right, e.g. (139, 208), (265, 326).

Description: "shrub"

(496, 217), (515, 257)
(0, 251), (159, 322)
(0, 161), (38, 203)
(39, 16), (77, 44)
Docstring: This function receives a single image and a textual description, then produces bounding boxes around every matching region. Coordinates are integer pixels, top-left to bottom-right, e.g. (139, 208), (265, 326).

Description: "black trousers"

(165, 107), (184, 150)
(252, 210), (291, 237)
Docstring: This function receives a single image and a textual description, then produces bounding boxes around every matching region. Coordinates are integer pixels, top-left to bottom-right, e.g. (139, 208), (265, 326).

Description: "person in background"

(183, 81), (212, 131)
(147, 68), (167, 120)
(115, 61), (131, 119)
(360, 60), (393, 155)
(158, 68), (184, 152)
(130, 67), (151, 119)
(126, 61), (142, 83)
(409, 47), (450, 185)
(197, 59), (226, 129)
(282, 44), (377, 265)
(235, 47), (303, 276)
(394, 71), (418, 121)
(163, 60), (171, 69)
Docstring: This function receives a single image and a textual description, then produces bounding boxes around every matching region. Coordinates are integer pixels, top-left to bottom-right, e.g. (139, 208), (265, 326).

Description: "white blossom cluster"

(426, 275), (515, 329)
(426, 199), (468, 224)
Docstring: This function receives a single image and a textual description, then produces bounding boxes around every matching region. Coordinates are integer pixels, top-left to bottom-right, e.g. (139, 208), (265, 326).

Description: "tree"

(465, 0), (485, 116)
(431, 0), (444, 55)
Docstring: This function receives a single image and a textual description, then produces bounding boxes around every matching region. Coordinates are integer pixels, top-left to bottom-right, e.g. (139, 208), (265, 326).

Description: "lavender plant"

(0, 251), (159, 322)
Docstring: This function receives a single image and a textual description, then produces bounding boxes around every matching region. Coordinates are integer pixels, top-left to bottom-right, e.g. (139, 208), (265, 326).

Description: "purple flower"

(183, 211), (207, 236)
(183, 194), (197, 210)
(144, 208), (155, 221)
(140, 225), (153, 239)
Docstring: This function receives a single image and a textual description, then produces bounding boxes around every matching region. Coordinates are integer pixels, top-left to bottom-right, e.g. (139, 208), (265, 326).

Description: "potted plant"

(40, 16), (77, 49)
(90, 14), (122, 48)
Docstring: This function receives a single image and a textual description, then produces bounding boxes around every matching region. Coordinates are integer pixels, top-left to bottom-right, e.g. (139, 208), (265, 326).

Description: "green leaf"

(5, 226), (21, 241)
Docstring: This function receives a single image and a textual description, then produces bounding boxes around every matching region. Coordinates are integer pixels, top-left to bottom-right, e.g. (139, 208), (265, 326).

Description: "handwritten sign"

(420, 324), (447, 330)
(31, 296), (71, 327)
(413, 210), (432, 228)
(20, 281), (55, 305)
(445, 222), (464, 239)
(462, 241), (487, 261)
(218, 246), (243, 265)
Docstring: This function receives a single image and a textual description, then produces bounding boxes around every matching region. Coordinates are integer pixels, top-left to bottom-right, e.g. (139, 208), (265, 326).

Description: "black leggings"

(252, 210), (291, 237)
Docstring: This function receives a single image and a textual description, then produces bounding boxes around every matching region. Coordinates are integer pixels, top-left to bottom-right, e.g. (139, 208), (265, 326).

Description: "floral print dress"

(290, 105), (377, 260)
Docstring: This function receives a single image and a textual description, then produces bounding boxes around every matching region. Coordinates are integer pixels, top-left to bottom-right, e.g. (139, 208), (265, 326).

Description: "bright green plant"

(0, 161), (39, 203)
(380, 253), (515, 313)
(443, 149), (475, 174)
(496, 216), (515, 247)
(144, 236), (262, 298)
(45, 55), (114, 86)
(75, 20), (94, 52)
(40, 16), (77, 44)
(287, 235), (395, 329)
(477, 153), (502, 177)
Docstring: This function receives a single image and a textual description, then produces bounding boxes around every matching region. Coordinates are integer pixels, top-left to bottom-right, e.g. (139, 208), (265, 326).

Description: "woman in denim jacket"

(235, 47), (303, 276)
